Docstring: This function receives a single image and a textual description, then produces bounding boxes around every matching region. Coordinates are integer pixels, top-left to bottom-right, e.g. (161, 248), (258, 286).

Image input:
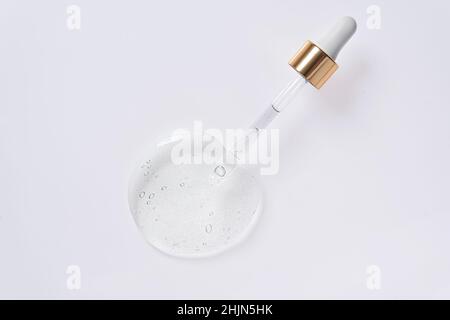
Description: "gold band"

(289, 41), (338, 89)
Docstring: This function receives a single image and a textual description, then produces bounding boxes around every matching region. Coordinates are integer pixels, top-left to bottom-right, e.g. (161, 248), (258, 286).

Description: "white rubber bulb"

(313, 16), (357, 60)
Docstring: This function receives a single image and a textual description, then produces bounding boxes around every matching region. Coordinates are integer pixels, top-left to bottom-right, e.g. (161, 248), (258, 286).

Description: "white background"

(1, 0), (450, 299)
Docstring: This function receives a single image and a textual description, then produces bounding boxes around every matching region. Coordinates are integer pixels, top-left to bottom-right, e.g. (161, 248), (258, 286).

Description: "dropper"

(252, 16), (357, 130)
(128, 17), (359, 258)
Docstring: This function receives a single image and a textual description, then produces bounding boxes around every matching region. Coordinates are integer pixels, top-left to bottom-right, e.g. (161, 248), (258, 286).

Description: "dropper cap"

(289, 17), (357, 89)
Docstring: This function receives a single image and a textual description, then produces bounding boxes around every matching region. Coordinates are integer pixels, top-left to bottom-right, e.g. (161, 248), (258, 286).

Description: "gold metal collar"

(289, 41), (338, 89)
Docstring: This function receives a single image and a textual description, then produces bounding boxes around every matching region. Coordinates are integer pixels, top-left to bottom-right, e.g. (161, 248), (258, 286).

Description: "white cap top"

(313, 16), (357, 60)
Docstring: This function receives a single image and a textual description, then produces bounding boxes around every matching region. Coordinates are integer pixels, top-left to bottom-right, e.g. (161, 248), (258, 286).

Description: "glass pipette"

(128, 16), (358, 258)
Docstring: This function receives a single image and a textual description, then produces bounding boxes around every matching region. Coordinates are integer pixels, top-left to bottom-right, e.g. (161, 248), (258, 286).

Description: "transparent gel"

(128, 78), (307, 258)
(129, 138), (264, 257)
